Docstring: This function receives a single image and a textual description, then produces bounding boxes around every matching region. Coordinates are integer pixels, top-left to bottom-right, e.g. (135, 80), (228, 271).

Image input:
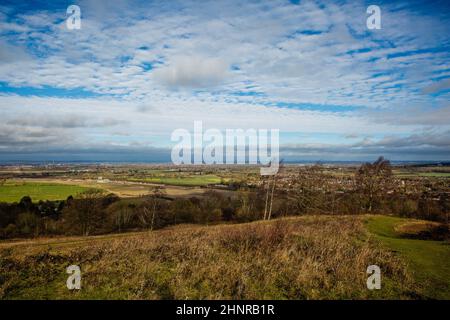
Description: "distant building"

(97, 176), (110, 183)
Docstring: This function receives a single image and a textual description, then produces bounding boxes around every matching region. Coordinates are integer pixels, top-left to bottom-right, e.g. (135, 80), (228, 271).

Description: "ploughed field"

(1, 215), (448, 299)
(0, 178), (216, 202)
(127, 174), (222, 186)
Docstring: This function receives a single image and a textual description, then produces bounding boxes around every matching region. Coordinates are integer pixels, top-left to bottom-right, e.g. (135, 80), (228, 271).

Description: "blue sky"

(0, 0), (449, 162)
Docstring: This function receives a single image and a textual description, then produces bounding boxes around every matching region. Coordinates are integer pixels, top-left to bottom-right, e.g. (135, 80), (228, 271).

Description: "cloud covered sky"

(0, 0), (449, 162)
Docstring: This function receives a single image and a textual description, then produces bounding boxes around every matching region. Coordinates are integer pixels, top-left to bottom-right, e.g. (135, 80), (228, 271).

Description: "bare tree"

(263, 175), (270, 220)
(62, 189), (107, 236)
(355, 156), (393, 213)
(262, 160), (283, 220)
(112, 202), (133, 232)
(289, 164), (331, 215)
(139, 186), (166, 230)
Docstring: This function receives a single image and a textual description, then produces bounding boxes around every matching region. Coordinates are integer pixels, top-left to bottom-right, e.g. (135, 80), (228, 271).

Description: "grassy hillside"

(366, 216), (450, 299)
(0, 215), (419, 300)
(0, 182), (93, 203)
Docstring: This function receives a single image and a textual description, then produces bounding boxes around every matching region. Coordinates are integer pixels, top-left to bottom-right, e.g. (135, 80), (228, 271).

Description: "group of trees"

(0, 186), (263, 239)
(274, 157), (449, 222)
(0, 196), (64, 238)
(0, 157), (448, 239)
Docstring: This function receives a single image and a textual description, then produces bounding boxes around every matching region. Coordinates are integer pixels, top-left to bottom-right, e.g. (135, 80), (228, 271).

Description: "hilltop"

(1, 214), (448, 300)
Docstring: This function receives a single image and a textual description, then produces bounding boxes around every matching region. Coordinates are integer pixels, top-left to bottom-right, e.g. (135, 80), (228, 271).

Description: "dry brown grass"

(0, 215), (417, 299)
(395, 220), (449, 241)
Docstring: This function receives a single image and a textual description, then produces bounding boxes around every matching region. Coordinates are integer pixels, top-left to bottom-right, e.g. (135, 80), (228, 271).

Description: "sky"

(0, 0), (449, 163)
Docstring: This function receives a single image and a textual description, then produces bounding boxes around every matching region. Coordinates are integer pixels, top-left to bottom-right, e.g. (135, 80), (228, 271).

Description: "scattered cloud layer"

(0, 0), (449, 161)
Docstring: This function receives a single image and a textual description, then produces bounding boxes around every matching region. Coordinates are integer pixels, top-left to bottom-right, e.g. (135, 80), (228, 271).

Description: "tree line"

(0, 157), (448, 239)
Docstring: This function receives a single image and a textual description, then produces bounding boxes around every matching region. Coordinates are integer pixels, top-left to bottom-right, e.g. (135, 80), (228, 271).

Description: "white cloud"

(153, 56), (229, 89)
(0, 0), (449, 159)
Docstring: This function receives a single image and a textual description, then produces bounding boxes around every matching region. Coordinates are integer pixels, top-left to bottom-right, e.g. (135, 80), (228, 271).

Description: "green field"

(366, 215), (450, 299)
(0, 182), (93, 203)
(128, 174), (222, 186)
(394, 171), (450, 178)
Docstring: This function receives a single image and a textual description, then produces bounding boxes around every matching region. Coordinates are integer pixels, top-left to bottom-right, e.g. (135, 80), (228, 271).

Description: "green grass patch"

(366, 215), (450, 299)
(0, 182), (93, 203)
(394, 171), (450, 178)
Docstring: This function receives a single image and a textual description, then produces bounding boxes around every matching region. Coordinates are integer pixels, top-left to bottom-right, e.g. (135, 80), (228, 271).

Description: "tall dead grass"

(0, 216), (417, 299)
